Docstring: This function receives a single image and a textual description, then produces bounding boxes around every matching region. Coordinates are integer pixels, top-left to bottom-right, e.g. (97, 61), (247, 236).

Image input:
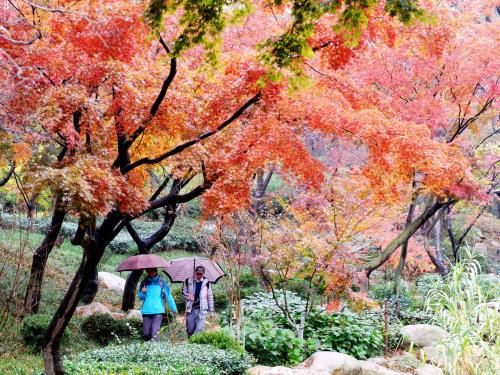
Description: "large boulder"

(111, 312), (127, 319)
(358, 361), (405, 375)
(295, 352), (362, 375)
(247, 366), (309, 375)
(98, 272), (126, 293)
(401, 324), (448, 348)
(474, 242), (487, 254)
(421, 345), (445, 367)
(75, 302), (111, 318)
(126, 309), (143, 321)
(415, 365), (443, 375)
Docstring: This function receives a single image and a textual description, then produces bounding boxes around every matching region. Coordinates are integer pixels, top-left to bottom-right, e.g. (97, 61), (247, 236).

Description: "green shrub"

(244, 320), (312, 366)
(81, 313), (140, 345)
(21, 313), (70, 352)
(306, 310), (384, 359)
(239, 271), (260, 289)
(225, 292), (386, 364)
(189, 331), (244, 353)
(64, 342), (253, 375)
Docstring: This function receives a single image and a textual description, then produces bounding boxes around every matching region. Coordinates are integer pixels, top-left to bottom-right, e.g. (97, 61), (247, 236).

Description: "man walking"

(183, 265), (214, 337)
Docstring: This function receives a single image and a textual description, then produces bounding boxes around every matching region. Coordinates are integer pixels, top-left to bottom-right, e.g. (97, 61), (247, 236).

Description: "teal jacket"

(137, 275), (177, 315)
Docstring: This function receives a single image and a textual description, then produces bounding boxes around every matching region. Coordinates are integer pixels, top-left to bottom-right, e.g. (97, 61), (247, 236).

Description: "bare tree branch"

(122, 92), (262, 173)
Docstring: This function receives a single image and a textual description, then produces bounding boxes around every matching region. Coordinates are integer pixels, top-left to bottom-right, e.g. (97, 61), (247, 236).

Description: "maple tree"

(0, 0), (430, 374)
(285, 0), (497, 289)
(1, 0), (497, 373)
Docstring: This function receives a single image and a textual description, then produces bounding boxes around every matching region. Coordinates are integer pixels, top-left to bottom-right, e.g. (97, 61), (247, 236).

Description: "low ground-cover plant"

(244, 320), (315, 366)
(306, 309), (384, 359)
(81, 313), (142, 345)
(189, 331), (244, 353)
(64, 342), (253, 375)
(223, 292), (386, 365)
(21, 313), (70, 352)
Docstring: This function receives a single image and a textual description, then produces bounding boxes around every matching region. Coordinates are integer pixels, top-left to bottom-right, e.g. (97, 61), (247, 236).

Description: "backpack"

(141, 277), (167, 301)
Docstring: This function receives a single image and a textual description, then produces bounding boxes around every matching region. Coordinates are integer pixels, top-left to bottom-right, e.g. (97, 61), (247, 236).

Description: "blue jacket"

(137, 275), (177, 315)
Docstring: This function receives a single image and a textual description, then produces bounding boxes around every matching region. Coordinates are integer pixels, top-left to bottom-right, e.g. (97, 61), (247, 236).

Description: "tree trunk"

(366, 199), (454, 279)
(23, 199), (66, 315)
(121, 205), (177, 311)
(433, 216), (448, 274)
(43, 211), (122, 374)
(392, 199), (416, 296)
(80, 268), (99, 305)
(0, 164), (15, 186)
(122, 270), (144, 311)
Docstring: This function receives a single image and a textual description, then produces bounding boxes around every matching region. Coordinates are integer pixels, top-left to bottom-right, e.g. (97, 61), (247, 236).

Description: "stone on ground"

(415, 365), (443, 375)
(247, 366), (305, 375)
(401, 324), (448, 348)
(249, 352), (415, 375)
(98, 272), (126, 293)
(126, 309), (142, 321)
(421, 345), (445, 367)
(295, 352), (362, 374)
(358, 360), (405, 375)
(75, 302), (111, 317)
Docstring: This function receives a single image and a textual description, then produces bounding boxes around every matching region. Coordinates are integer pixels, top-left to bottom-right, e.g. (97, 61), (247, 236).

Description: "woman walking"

(137, 268), (177, 341)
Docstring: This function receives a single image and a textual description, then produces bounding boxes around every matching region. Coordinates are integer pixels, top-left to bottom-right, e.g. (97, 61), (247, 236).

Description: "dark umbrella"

(115, 254), (171, 272)
(164, 256), (225, 283)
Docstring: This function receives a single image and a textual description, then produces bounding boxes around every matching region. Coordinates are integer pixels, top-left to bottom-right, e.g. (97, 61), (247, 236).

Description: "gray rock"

(401, 324), (449, 348)
(98, 272), (126, 293)
(247, 366), (295, 375)
(421, 345), (445, 367)
(474, 242), (487, 254)
(126, 309), (143, 321)
(415, 365), (443, 375)
(295, 352), (362, 374)
(111, 312), (126, 319)
(365, 357), (388, 367)
(358, 360), (405, 375)
(75, 302), (111, 318)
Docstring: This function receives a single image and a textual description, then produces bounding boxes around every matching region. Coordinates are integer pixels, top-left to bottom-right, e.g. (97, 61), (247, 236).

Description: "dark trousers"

(142, 314), (163, 341)
(186, 308), (206, 337)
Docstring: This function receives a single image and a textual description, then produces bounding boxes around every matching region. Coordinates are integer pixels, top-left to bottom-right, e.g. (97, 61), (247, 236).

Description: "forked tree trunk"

(23, 199), (66, 315)
(80, 268), (99, 305)
(366, 199), (455, 280)
(121, 205), (177, 311)
(43, 211), (122, 374)
(122, 270), (145, 311)
(392, 198), (416, 296)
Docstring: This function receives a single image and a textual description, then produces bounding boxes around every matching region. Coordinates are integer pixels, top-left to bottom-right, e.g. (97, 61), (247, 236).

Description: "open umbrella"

(164, 256), (225, 283)
(115, 254), (171, 272)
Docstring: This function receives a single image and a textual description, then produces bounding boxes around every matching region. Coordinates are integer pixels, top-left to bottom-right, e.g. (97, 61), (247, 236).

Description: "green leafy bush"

(305, 310), (384, 359)
(64, 342), (253, 375)
(189, 331), (244, 353)
(223, 292), (385, 365)
(81, 313), (140, 345)
(245, 320), (313, 366)
(21, 313), (70, 352)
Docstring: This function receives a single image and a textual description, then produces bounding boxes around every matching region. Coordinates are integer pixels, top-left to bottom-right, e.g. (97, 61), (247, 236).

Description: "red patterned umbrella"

(115, 254), (171, 272)
(164, 256), (225, 283)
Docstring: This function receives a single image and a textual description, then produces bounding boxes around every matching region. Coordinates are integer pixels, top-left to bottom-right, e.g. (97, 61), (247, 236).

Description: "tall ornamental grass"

(425, 247), (499, 375)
